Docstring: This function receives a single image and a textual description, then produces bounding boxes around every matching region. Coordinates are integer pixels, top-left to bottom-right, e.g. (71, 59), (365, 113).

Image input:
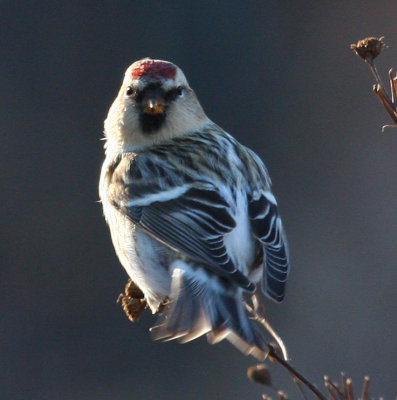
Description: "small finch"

(99, 58), (290, 358)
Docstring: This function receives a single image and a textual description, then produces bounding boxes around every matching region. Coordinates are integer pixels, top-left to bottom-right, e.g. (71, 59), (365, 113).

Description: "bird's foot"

(156, 297), (171, 314)
(117, 279), (147, 322)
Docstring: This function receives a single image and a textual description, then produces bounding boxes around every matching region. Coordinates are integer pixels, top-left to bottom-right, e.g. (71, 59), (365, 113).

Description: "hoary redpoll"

(99, 58), (290, 359)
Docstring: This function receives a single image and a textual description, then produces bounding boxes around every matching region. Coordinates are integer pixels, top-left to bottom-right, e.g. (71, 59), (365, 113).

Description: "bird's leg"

(117, 279), (147, 322)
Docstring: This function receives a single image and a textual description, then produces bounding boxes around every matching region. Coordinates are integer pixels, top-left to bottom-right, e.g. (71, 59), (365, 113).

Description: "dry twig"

(351, 36), (397, 130)
(249, 360), (377, 400)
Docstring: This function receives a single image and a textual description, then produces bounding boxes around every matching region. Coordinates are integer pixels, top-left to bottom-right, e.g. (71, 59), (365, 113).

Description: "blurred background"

(1, 1), (397, 399)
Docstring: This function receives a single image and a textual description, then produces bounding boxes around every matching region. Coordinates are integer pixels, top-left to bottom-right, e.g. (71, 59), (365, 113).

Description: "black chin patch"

(139, 112), (166, 134)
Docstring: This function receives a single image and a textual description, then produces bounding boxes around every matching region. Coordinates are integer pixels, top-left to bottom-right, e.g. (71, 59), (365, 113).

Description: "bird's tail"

(150, 260), (268, 359)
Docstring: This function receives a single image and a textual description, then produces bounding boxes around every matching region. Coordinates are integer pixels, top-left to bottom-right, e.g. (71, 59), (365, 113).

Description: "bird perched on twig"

(99, 58), (290, 359)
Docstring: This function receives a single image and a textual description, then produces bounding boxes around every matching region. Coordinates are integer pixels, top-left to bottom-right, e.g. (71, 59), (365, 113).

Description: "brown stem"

(267, 344), (327, 400)
(345, 379), (354, 400)
(373, 84), (397, 124)
(294, 378), (310, 400)
(389, 69), (397, 103)
(324, 376), (345, 400)
(361, 376), (370, 400)
(324, 382), (338, 400)
(341, 372), (348, 399)
(367, 60), (384, 87)
(327, 381), (346, 400)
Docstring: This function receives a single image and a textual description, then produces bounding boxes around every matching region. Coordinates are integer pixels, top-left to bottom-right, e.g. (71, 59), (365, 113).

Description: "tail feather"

(151, 261), (269, 359)
(152, 268), (210, 341)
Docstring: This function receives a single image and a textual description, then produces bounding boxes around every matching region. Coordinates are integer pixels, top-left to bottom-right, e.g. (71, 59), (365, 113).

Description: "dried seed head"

(117, 279), (147, 322)
(277, 391), (288, 400)
(350, 37), (385, 62)
(124, 279), (145, 299)
(247, 364), (273, 386)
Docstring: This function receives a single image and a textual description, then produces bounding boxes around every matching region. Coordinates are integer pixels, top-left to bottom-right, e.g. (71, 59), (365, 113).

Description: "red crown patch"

(131, 60), (176, 79)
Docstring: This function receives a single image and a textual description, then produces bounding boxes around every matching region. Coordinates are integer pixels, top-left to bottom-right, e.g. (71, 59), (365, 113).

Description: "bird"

(99, 58), (290, 359)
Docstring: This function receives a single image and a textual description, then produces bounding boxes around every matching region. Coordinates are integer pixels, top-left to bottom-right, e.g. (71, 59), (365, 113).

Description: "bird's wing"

(107, 152), (254, 292)
(246, 155), (290, 302)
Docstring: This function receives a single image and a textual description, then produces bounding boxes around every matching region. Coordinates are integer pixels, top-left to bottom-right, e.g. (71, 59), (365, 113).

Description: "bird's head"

(104, 58), (209, 152)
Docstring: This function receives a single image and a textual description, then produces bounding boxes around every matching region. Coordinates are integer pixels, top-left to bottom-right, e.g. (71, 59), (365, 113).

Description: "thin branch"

(267, 344), (327, 400)
(360, 376), (370, 400)
(389, 69), (397, 104)
(325, 382), (339, 400)
(345, 378), (354, 400)
(246, 294), (288, 361)
(324, 376), (345, 400)
(341, 372), (348, 399)
(294, 378), (310, 400)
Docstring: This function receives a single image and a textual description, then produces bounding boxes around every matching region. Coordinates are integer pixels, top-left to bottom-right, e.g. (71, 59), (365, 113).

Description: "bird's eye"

(126, 86), (135, 97)
(164, 86), (185, 102)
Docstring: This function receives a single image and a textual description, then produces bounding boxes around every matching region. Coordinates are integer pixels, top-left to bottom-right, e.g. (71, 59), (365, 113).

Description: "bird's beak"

(142, 96), (165, 115)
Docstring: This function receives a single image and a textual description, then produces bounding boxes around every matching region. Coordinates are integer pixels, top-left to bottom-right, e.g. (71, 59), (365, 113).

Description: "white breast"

(99, 159), (171, 312)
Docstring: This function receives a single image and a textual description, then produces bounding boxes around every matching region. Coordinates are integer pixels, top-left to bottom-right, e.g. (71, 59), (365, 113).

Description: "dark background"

(2, 1), (397, 399)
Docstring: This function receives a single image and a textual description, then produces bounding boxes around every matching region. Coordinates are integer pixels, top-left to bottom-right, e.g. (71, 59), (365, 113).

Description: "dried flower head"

(247, 364), (273, 386)
(350, 37), (385, 62)
(116, 279), (147, 322)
